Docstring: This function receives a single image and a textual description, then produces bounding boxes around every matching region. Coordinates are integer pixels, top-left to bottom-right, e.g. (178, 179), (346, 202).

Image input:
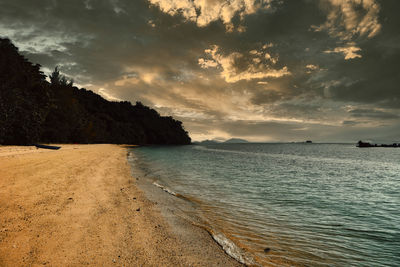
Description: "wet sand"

(0, 144), (242, 266)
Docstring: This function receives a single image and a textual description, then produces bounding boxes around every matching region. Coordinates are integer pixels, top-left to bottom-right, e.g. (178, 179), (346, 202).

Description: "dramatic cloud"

(324, 44), (362, 60)
(313, 0), (381, 40)
(1, 0), (399, 142)
(148, 0), (276, 30)
(198, 44), (290, 83)
(312, 0), (381, 60)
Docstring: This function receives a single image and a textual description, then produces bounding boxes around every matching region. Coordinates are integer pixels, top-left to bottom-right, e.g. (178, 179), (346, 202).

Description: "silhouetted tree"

(0, 38), (50, 144)
(50, 66), (74, 87)
(0, 38), (191, 145)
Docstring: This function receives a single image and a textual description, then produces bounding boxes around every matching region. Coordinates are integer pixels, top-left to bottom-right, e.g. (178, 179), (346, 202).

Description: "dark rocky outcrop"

(357, 140), (399, 148)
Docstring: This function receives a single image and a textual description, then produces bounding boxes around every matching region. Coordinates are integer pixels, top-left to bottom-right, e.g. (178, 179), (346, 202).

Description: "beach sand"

(0, 144), (242, 266)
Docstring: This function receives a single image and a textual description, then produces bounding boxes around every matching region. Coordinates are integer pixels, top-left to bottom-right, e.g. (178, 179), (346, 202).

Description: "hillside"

(0, 38), (191, 145)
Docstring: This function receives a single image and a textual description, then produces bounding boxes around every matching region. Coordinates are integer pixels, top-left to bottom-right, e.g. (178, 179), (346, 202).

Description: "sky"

(1, 0), (399, 142)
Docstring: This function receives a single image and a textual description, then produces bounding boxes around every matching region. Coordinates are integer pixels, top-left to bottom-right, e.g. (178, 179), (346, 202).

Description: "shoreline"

(0, 144), (242, 266)
(128, 151), (255, 266)
(127, 146), (301, 267)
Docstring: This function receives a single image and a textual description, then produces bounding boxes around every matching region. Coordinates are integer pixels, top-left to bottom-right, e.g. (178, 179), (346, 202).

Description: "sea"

(127, 143), (400, 266)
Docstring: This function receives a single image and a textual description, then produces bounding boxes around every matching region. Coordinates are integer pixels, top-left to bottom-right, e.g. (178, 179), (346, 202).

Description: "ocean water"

(128, 143), (400, 266)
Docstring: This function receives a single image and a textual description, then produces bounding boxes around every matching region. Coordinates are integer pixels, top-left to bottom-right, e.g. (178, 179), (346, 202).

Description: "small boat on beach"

(34, 144), (61, 150)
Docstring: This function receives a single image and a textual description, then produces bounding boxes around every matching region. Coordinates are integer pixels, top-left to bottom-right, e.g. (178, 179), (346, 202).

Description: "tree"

(0, 38), (191, 145)
(49, 66), (73, 87)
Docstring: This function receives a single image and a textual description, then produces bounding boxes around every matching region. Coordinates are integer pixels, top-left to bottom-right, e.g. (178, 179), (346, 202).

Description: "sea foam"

(209, 230), (256, 266)
(152, 181), (256, 265)
(152, 181), (177, 196)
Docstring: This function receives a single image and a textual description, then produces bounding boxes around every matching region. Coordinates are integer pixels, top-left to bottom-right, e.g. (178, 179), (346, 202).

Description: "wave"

(204, 227), (257, 266)
(152, 182), (202, 206)
(152, 181), (177, 196)
(151, 181), (257, 265)
(127, 151), (137, 162)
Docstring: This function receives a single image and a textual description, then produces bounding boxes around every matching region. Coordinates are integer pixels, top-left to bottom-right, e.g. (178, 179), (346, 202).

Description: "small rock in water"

(264, 247), (271, 253)
(136, 208), (140, 211)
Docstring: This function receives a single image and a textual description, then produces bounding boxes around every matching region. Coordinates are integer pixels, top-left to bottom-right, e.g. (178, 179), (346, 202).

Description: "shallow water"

(128, 143), (400, 266)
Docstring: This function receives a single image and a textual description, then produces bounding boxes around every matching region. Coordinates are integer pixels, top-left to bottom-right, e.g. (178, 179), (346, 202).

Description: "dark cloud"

(1, 0), (399, 141)
(348, 108), (399, 120)
(251, 89), (284, 105)
(342, 121), (361, 126)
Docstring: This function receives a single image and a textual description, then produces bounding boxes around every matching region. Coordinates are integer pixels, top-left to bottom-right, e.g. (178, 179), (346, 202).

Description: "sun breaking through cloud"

(1, 0), (399, 142)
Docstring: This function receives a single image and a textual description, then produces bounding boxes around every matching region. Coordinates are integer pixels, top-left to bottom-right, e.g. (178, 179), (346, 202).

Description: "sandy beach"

(0, 144), (242, 266)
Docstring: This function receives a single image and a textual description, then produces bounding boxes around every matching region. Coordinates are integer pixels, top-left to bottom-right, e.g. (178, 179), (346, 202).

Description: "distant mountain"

(196, 139), (221, 145)
(0, 38), (191, 145)
(224, 138), (249, 143)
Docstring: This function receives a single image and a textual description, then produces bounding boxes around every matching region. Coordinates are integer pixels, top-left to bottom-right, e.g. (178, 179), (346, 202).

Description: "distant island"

(224, 138), (249, 144)
(194, 138), (249, 145)
(194, 139), (220, 145)
(357, 141), (399, 148)
(0, 38), (191, 145)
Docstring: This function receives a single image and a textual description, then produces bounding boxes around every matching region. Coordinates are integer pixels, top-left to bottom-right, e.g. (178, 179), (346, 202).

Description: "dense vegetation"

(0, 38), (191, 145)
